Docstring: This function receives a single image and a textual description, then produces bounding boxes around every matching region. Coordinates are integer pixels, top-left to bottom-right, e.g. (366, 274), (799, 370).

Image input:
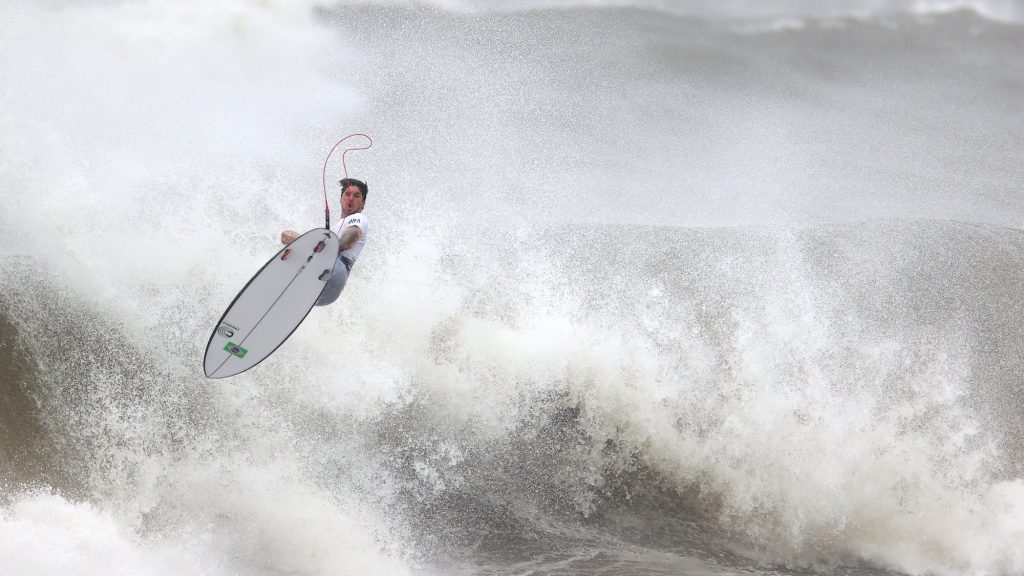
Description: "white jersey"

(332, 212), (369, 263)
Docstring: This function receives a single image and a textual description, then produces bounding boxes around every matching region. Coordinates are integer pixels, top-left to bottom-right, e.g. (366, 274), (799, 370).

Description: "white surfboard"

(204, 228), (340, 379)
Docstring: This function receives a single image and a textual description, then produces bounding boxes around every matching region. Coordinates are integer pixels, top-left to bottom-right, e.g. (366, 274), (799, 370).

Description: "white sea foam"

(2, 1), (1023, 575)
(0, 484), (411, 576)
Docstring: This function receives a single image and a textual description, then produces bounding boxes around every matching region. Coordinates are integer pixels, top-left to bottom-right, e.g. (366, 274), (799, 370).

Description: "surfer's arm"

(338, 225), (362, 252)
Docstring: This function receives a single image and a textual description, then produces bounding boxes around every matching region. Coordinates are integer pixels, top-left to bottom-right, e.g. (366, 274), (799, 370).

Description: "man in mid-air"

(281, 178), (369, 306)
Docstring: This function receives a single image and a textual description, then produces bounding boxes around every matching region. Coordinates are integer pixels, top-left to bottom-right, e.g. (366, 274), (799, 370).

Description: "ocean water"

(1, 1), (1024, 575)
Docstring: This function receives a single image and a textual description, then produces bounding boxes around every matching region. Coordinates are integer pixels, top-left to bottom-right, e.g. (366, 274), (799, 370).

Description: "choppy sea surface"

(2, 1), (1023, 575)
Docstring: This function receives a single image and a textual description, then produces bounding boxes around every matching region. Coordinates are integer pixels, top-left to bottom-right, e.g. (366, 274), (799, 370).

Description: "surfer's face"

(341, 185), (365, 216)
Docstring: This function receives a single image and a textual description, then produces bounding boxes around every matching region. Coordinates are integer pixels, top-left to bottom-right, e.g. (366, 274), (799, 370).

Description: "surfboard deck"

(204, 228), (339, 379)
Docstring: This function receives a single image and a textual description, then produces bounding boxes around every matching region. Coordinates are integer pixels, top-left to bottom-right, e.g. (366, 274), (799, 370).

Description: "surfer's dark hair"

(340, 178), (368, 200)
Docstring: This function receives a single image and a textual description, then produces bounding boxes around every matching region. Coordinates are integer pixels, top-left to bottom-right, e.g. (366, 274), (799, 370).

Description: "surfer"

(280, 178), (369, 306)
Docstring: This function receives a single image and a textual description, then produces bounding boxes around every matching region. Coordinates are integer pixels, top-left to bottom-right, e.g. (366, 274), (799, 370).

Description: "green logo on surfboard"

(224, 342), (248, 358)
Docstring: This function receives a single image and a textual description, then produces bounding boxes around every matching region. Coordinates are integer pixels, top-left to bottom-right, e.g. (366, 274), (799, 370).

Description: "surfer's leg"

(315, 260), (349, 306)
